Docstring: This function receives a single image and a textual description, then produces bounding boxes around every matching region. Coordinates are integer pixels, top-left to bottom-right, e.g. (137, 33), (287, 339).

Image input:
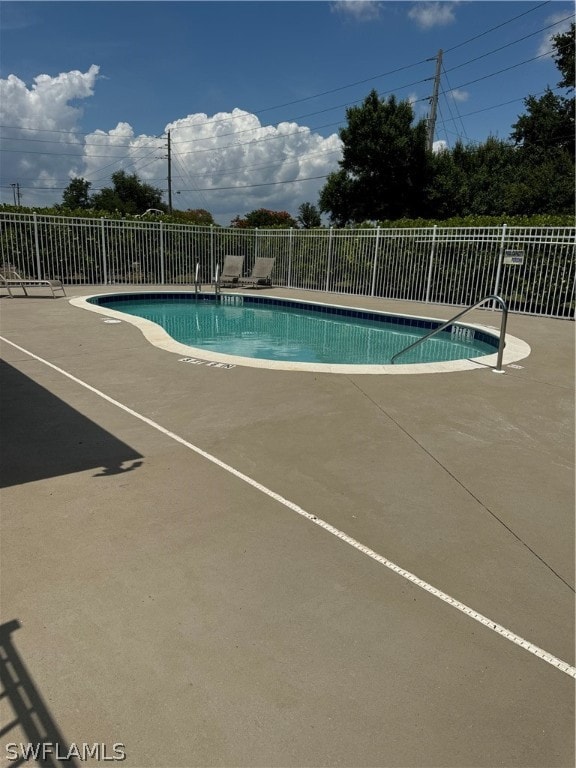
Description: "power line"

(440, 66), (471, 144)
(0, 144), (344, 188)
(1, 3), (570, 204)
(445, 47), (565, 96)
(5, 86), (561, 188)
(169, 72), (434, 148)
(0, 172), (332, 194)
(177, 174), (330, 193)
(156, 2), (560, 136)
(1, 41), (564, 184)
(9, 87), (561, 192)
(177, 146), (343, 181)
(444, 13), (575, 76)
(1, 9), (568, 162)
(164, 47), (562, 161)
(3, 17), (567, 166)
(0, 135), (163, 149)
(0, 147), (134, 158)
(187, 58), (434, 128)
(170, 150), (211, 210)
(75, 146), (165, 184)
(444, 0), (551, 53)
(167, 75), (435, 157)
(438, 86), (566, 124)
(0, 1), (561, 151)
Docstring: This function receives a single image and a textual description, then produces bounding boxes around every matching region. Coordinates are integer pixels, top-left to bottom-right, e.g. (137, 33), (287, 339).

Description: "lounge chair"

(217, 255), (245, 287)
(238, 257), (276, 287)
(0, 268), (66, 298)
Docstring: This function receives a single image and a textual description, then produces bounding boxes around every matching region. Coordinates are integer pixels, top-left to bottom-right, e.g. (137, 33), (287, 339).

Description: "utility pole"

(427, 49), (443, 152)
(10, 183), (21, 206)
(167, 131), (173, 213)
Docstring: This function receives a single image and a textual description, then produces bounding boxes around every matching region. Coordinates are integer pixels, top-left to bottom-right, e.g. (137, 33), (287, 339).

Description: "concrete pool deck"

(1, 286), (574, 767)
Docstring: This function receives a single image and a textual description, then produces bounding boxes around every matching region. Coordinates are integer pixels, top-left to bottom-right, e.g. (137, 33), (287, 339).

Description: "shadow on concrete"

(0, 360), (143, 488)
(0, 620), (79, 766)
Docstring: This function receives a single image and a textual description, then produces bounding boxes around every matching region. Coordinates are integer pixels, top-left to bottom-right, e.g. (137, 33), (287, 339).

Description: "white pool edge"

(69, 292), (532, 375)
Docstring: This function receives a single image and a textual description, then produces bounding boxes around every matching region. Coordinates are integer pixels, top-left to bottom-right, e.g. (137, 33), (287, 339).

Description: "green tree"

(61, 177), (92, 209)
(91, 171), (166, 215)
(503, 149), (575, 215)
(464, 138), (518, 215)
(506, 21), (575, 215)
(425, 146), (469, 219)
(511, 89), (575, 160)
(317, 170), (355, 227)
(427, 135), (574, 218)
(319, 91), (431, 225)
(426, 22), (575, 221)
(230, 209), (298, 228)
(426, 138), (518, 218)
(511, 22), (575, 161)
(552, 22), (575, 90)
(297, 202), (322, 228)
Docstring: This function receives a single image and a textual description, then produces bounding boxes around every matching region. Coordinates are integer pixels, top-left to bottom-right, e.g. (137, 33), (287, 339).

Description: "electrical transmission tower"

(10, 183), (22, 206)
(427, 50), (443, 152)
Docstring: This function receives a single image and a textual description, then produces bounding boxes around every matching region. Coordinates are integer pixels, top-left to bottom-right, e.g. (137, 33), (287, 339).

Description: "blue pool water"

(91, 293), (498, 365)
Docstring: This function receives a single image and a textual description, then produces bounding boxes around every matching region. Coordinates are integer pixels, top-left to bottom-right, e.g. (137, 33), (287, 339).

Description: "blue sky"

(1, 1), (573, 224)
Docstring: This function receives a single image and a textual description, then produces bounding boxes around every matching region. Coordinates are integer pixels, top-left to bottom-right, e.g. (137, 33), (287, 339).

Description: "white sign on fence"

(504, 250), (525, 265)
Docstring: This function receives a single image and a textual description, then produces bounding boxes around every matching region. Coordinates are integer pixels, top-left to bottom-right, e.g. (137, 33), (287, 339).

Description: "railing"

(0, 212), (574, 318)
(391, 295), (508, 371)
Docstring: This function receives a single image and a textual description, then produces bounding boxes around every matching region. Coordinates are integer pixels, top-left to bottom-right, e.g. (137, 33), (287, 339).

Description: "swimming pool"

(74, 291), (531, 374)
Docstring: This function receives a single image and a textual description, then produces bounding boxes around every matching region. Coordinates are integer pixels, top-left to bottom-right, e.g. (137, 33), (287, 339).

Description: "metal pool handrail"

(391, 295), (509, 372)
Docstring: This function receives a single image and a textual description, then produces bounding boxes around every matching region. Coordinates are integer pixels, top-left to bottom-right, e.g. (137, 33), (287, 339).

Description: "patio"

(1, 286), (574, 767)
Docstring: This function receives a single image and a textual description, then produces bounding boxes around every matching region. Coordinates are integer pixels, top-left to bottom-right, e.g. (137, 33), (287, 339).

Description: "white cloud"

(0, 66), (100, 202)
(0, 65), (99, 130)
(331, 1), (381, 21)
(408, 2), (458, 29)
(432, 140), (448, 153)
(450, 88), (469, 102)
(0, 67), (343, 224)
(161, 110), (342, 223)
(537, 13), (574, 58)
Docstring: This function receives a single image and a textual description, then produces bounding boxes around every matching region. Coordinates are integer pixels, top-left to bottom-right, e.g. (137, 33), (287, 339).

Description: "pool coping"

(69, 291), (532, 375)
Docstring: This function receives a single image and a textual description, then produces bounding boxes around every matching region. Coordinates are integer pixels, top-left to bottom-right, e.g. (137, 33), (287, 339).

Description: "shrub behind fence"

(0, 212), (573, 318)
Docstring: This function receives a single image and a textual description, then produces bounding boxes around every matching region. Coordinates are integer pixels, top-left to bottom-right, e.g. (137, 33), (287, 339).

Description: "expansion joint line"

(346, 377), (575, 594)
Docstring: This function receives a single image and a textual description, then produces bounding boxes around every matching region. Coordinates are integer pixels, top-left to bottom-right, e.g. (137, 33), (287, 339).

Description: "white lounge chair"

(238, 257), (275, 287)
(0, 268), (66, 298)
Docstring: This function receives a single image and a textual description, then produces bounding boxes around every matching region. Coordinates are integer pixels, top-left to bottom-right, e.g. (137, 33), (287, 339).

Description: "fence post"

(325, 227), (333, 293)
(288, 228), (293, 288)
(425, 225), (438, 303)
(32, 212), (41, 279)
(492, 223), (508, 300)
(210, 224), (214, 281)
(159, 222), (165, 284)
(370, 226), (381, 297)
(100, 218), (108, 284)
